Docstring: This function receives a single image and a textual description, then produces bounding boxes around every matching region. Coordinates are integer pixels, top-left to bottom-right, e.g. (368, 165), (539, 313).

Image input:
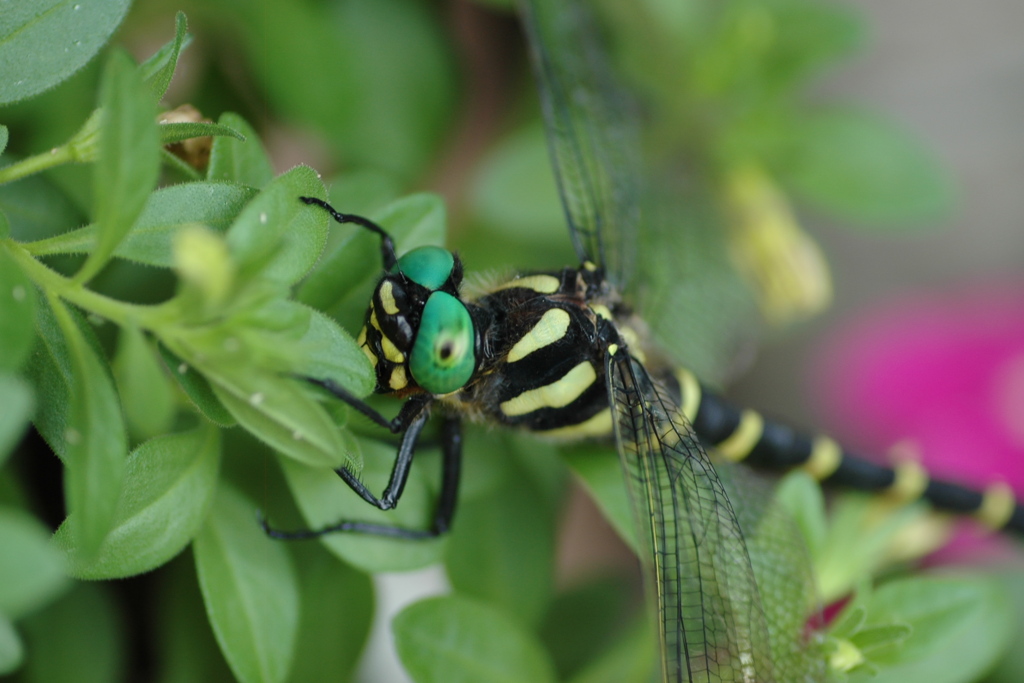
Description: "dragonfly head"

(360, 246), (477, 396)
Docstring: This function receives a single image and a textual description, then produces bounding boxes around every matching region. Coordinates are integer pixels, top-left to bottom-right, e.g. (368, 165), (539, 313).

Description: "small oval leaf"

(50, 296), (128, 558)
(113, 325), (177, 440)
(206, 112), (275, 188)
(0, 507), (69, 620)
(194, 483), (299, 683)
(0, 246), (37, 372)
(226, 165), (328, 285)
(139, 11), (189, 101)
(0, 0), (131, 105)
(394, 595), (557, 683)
(54, 426), (221, 579)
(0, 374), (34, 466)
(75, 49), (160, 283)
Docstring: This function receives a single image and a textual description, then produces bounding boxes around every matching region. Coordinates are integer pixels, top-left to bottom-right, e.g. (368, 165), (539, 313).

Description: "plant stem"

(0, 146), (78, 186)
(2, 239), (172, 328)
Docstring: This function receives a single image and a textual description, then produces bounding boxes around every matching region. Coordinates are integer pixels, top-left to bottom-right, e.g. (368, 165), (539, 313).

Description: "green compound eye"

(395, 246), (454, 290)
(410, 292), (475, 395)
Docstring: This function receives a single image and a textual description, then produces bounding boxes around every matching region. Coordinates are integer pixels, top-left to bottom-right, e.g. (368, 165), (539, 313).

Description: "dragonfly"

(266, 0), (1024, 680)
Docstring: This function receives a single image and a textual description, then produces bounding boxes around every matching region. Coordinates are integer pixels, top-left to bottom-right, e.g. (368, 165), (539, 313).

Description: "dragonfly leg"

(299, 196), (398, 271)
(261, 381), (461, 540)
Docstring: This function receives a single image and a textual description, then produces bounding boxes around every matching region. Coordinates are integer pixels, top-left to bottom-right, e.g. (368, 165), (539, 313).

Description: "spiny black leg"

(260, 389), (468, 540)
(299, 196), (398, 271)
(333, 407), (431, 512)
(306, 376), (429, 434)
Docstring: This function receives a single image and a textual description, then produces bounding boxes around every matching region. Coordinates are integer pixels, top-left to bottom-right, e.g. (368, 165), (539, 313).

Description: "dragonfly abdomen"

(665, 367), (1024, 534)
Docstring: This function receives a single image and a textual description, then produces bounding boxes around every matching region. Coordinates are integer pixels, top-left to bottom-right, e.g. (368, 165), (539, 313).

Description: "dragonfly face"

(358, 245), (476, 396)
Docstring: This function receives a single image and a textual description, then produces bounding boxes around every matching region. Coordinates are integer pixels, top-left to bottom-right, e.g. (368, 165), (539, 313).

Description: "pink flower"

(811, 283), (1024, 559)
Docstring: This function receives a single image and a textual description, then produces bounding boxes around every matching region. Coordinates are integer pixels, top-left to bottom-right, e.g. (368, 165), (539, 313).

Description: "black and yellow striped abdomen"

(664, 368), (1024, 534)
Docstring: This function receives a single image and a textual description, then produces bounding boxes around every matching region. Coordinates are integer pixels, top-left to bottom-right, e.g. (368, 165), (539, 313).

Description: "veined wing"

(607, 350), (775, 682)
(518, 0), (641, 290)
(519, 0), (760, 384)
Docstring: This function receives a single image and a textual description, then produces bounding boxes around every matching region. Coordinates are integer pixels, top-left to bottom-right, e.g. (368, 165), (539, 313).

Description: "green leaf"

(27, 182), (258, 267)
(225, 165), (328, 285)
(54, 426), (221, 579)
(779, 108), (954, 226)
(773, 470), (827, 560)
(194, 483), (299, 683)
(17, 582), (125, 683)
(393, 595), (557, 683)
(157, 345), (235, 427)
(200, 363), (354, 470)
(0, 506), (68, 619)
(156, 554), (236, 683)
(290, 306), (374, 397)
(561, 444), (637, 552)
(159, 121), (244, 146)
(113, 325), (177, 440)
(0, 125), (7, 155)
(0, 375), (34, 466)
(0, 0), (131, 105)
(0, 613), (23, 676)
(50, 296), (128, 558)
(23, 296), (75, 460)
(0, 246), (37, 372)
(206, 112), (275, 188)
(139, 11), (189, 101)
(299, 192), (447, 313)
(445, 454), (556, 626)
(76, 49), (160, 283)
(279, 437), (444, 573)
(285, 544), (374, 683)
(850, 576), (1014, 683)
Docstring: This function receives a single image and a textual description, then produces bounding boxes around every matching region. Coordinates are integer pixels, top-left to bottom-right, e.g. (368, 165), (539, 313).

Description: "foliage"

(0, 2), (1018, 683)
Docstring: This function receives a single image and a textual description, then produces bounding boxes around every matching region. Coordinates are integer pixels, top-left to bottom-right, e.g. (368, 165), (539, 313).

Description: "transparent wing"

(520, 0), (761, 384)
(607, 351), (776, 682)
(518, 0), (641, 289)
(715, 465), (829, 682)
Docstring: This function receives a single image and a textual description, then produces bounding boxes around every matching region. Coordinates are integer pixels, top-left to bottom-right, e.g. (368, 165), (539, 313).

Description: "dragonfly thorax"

(358, 246), (477, 397)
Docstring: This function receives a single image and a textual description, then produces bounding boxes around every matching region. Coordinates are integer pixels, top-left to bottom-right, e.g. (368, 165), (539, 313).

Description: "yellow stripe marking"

(886, 460), (928, 503)
(380, 333), (405, 364)
(361, 342), (378, 368)
(494, 274), (561, 294)
(378, 280), (399, 315)
(500, 361), (596, 417)
(388, 365), (408, 391)
(716, 410), (764, 462)
(582, 261), (597, 271)
(803, 436), (841, 480)
(507, 308), (571, 363)
(676, 368), (701, 423)
(539, 408), (613, 439)
(976, 482), (1016, 530)
(369, 308), (381, 332)
(590, 303), (612, 320)
(356, 326), (367, 347)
